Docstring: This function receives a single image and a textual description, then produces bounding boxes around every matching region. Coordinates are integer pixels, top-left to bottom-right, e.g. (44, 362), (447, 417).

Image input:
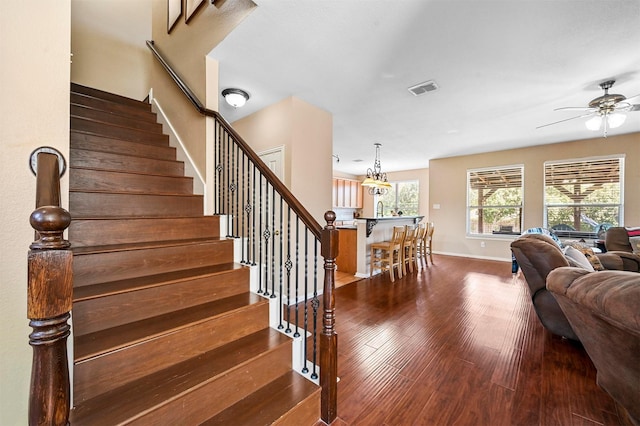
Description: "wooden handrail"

(146, 40), (322, 239)
(28, 149), (72, 426)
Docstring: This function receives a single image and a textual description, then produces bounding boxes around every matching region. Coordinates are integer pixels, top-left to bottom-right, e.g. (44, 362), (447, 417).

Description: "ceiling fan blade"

(624, 93), (640, 101)
(554, 106), (597, 112)
(630, 104), (640, 112)
(536, 112), (595, 129)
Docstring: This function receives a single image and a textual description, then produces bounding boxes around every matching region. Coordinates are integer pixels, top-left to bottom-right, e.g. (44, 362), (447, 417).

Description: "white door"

(257, 147), (285, 296)
(259, 147), (284, 181)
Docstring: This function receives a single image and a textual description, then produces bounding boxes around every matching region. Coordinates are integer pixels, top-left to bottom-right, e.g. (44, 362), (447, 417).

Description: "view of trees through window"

(376, 180), (419, 217)
(467, 166), (523, 235)
(544, 157), (623, 237)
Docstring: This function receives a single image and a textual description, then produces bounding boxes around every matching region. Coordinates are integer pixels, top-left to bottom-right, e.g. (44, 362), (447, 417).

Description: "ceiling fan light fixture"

(585, 115), (602, 131)
(222, 88), (250, 108)
(607, 113), (627, 129)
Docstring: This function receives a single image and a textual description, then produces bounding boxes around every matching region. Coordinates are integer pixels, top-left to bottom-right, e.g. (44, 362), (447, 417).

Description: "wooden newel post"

(320, 210), (338, 424)
(28, 151), (72, 426)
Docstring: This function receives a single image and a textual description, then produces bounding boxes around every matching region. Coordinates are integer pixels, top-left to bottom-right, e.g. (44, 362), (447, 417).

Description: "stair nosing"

(70, 129), (170, 147)
(71, 114), (166, 137)
(71, 147), (183, 165)
(74, 292), (266, 362)
(69, 189), (203, 197)
(71, 237), (231, 255)
(71, 84), (151, 110)
(70, 101), (158, 122)
(72, 262), (245, 302)
(69, 165), (192, 181)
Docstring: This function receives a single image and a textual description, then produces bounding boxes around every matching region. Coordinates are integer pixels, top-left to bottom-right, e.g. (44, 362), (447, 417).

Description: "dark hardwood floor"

(319, 255), (624, 426)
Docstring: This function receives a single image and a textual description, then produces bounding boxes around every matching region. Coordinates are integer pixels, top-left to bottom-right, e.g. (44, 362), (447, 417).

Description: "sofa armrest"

(596, 253), (623, 270)
(547, 267), (640, 425)
(599, 251), (640, 272)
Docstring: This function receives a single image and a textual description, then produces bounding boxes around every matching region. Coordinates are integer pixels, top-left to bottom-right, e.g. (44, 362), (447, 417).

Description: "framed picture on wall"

(186, 0), (206, 23)
(167, 0), (181, 33)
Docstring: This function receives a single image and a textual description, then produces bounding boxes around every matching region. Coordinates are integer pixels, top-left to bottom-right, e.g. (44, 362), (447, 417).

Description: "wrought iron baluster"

(263, 181), (271, 296)
(270, 185), (276, 298)
(294, 216), (300, 337)
(233, 143), (239, 237)
(311, 238), (319, 379)
(285, 206), (292, 333)
(225, 133), (233, 237)
(302, 228), (309, 374)
(257, 174), (264, 294)
(251, 163), (257, 266)
(214, 122), (220, 214)
(278, 194), (284, 329)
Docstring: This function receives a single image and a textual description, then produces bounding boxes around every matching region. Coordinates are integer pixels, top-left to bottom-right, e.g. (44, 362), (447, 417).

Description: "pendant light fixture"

(362, 143), (392, 195)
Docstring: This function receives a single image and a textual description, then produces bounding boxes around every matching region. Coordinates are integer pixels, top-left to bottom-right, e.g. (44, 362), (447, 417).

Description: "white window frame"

(466, 165), (524, 237)
(373, 179), (420, 217)
(543, 155), (624, 238)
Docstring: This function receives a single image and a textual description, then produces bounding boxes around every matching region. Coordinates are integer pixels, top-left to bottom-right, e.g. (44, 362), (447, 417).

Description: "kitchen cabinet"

(336, 228), (357, 274)
(332, 178), (362, 208)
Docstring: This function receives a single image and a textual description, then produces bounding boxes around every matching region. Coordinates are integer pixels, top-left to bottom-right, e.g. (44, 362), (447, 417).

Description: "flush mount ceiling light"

(221, 88), (250, 108)
(362, 143), (392, 195)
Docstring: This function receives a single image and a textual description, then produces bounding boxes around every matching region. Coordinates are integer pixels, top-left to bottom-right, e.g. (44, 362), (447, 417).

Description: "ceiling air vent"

(408, 80), (439, 96)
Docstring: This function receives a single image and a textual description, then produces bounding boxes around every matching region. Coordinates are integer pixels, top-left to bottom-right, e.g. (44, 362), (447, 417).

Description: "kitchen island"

(353, 216), (425, 278)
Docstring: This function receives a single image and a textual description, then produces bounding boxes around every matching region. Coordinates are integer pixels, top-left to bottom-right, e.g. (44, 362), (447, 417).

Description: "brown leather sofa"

(511, 233), (637, 340)
(605, 227), (640, 272)
(547, 267), (640, 425)
(511, 234), (578, 340)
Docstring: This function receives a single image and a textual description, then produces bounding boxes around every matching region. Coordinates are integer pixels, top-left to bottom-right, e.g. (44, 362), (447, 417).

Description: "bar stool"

(402, 225), (418, 274)
(416, 222), (435, 267)
(411, 223), (427, 271)
(370, 226), (405, 282)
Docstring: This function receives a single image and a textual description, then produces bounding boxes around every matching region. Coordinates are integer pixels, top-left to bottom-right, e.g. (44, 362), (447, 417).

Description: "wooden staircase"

(67, 83), (320, 425)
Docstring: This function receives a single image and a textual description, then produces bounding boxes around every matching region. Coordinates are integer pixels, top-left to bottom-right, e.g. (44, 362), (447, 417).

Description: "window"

(544, 156), (623, 238)
(375, 180), (419, 217)
(467, 166), (523, 235)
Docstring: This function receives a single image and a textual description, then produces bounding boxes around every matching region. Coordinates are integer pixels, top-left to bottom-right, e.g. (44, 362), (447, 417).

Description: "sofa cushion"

(566, 241), (605, 271)
(563, 246), (595, 271)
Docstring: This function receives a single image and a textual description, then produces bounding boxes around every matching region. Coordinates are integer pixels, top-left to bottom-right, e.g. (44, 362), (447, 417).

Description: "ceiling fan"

(537, 80), (640, 137)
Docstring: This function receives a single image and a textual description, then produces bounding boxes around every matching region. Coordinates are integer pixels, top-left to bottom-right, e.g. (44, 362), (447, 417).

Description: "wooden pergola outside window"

(468, 165), (523, 235)
(544, 157), (623, 237)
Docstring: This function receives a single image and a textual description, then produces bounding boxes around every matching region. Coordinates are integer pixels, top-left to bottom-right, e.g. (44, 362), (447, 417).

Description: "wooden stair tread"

(71, 147), (183, 166)
(75, 292), (265, 361)
(71, 114), (162, 135)
(71, 129), (169, 147)
(70, 101), (158, 123)
(71, 328), (290, 426)
(71, 83), (151, 110)
(70, 165), (190, 180)
(200, 371), (320, 426)
(72, 237), (225, 255)
(73, 262), (243, 301)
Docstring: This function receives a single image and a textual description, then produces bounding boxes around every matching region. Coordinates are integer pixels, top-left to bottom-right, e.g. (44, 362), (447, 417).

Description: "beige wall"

(71, 0), (153, 100)
(0, 1), (71, 424)
(232, 97), (333, 225)
(429, 133), (640, 261)
(150, 0), (255, 176)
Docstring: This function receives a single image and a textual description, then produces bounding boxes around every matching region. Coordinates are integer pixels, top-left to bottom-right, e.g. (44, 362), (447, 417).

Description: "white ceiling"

(209, 0), (640, 175)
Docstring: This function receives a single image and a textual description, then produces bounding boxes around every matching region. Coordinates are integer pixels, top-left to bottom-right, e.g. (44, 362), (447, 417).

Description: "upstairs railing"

(147, 40), (338, 423)
(27, 147), (72, 426)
